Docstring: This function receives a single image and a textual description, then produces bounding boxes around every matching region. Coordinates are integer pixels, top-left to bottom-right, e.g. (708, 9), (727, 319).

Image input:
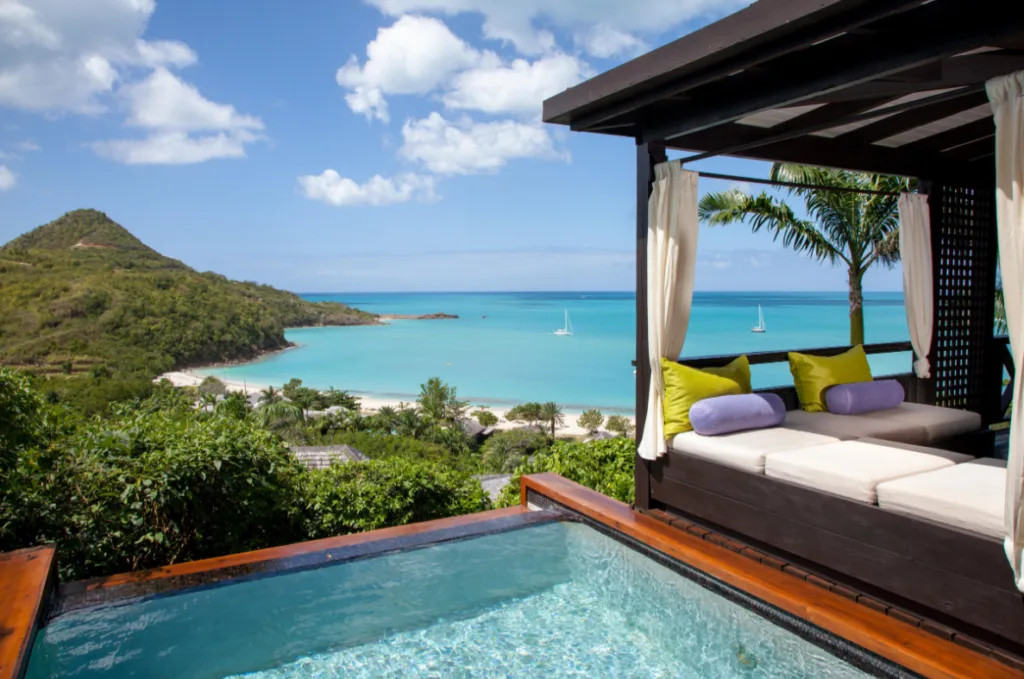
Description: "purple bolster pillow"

(825, 379), (905, 415)
(689, 393), (786, 436)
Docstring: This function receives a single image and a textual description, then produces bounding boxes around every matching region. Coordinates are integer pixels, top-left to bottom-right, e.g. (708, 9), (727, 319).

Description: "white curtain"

(989, 70), (1024, 591)
(898, 193), (933, 378)
(638, 162), (700, 460)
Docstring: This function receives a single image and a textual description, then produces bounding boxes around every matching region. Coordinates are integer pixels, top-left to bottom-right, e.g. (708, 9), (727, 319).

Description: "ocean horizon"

(197, 291), (911, 414)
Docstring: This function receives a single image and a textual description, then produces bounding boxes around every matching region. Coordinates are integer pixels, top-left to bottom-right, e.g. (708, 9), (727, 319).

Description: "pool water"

(27, 522), (873, 679)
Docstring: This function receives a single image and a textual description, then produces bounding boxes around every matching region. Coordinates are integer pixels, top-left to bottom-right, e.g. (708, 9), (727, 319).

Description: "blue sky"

(0, 0), (902, 293)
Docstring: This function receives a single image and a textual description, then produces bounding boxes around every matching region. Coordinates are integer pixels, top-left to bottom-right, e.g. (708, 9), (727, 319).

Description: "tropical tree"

(506, 402), (544, 431)
(577, 409), (604, 434)
(260, 385), (281, 405)
(256, 400), (303, 429)
(540, 401), (565, 440)
(606, 415), (635, 439)
(417, 377), (468, 425)
(471, 408), (499, 428)
(698, 164), (910, 345)
(395, 406), (430, 439)
(374, 405), (400, 433)
(481, 429), (549, 473)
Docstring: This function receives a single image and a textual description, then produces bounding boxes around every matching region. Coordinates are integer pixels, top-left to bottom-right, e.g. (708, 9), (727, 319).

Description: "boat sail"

(554, 310), (574, 336)
(751, 304), (766, 333)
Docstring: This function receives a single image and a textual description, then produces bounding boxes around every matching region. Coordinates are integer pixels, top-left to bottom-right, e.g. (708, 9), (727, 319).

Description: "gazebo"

(544, 0), (1024, 661)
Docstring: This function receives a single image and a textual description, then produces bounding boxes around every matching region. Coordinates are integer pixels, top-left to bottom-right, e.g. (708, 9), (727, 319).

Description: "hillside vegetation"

(0, 210), (376, 408)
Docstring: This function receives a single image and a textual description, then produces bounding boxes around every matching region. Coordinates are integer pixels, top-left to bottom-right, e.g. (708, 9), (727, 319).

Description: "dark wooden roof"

(543, 0), (1024, 183)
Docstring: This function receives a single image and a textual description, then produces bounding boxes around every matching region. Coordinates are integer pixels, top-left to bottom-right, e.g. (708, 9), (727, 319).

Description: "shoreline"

(158, 369), (634, 437)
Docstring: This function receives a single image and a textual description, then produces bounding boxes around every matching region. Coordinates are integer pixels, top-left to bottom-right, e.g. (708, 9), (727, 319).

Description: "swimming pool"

(24, 516), (893, 679)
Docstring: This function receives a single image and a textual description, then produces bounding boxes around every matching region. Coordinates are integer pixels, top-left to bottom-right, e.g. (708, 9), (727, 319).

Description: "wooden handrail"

(680, 341), (913, 369)
(630, 341), (913, 368)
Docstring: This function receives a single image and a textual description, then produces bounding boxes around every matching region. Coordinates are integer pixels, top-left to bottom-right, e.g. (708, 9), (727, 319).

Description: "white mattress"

(764, 439), (973, 504)
(783, 408), (927, 443)
(876, 459), (1005, 539)
(783, 402), (980, 445)
(669, 427), (839, 473)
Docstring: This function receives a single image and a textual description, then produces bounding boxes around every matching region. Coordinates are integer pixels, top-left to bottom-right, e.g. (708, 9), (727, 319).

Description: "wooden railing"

(671, 341), (916, 411)
(680, 341), (913, 369)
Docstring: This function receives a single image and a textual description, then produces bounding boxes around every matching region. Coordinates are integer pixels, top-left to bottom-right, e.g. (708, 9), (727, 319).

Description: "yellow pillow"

(704, 355), (752, 394)
(788, 345), (872, 413)
(661, 358), (743, 436)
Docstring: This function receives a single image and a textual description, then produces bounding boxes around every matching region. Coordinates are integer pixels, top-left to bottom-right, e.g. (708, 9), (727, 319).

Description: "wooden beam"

(901, 118), (994, 154)
(552, 0), (927, 130)
(634, 141), (666, 511)
(836, 90), (989, 145)
(641, 2), (1024, 143)
(941, 136), (995, 162)
(675, 88), (975, 166)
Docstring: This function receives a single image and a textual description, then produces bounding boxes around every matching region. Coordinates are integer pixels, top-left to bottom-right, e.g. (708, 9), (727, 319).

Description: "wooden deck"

(0, 546), (56, 679)
(520, 472), (1024, 679)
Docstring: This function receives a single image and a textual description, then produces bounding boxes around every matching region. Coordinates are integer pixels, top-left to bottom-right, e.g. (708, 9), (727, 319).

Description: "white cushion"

(669, 428), (839, 474)
(784, 408), (928, 443)
(868, 402), (981, 443)
(764, 440), (972, 503)
(876, 459), (1005, 539)
(784, 404), (980, 445)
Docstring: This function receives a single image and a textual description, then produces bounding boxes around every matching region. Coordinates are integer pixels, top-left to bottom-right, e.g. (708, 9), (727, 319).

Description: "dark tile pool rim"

(52, 507), (560, 618)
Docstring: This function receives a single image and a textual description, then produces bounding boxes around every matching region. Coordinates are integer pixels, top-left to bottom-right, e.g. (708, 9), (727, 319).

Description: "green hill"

(0, 209), (377, 383)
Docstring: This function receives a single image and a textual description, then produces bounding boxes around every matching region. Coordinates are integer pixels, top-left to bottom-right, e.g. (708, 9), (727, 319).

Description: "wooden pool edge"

(0, 545), (56, 679)
(520, 472), (1022, 679)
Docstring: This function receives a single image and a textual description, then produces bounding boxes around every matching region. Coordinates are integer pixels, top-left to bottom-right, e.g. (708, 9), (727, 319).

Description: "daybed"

(655, 391), (1022, 650)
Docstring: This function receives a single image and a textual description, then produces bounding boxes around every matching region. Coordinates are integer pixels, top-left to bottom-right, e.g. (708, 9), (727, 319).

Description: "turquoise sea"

(199, 292), (910, 414)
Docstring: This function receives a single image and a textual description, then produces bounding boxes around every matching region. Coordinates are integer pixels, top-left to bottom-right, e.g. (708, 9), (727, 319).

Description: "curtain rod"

(697, 171), (905, 197)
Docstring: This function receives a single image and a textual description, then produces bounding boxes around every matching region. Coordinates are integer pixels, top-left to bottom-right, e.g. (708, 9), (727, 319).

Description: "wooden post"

(635, 141), (667, 510)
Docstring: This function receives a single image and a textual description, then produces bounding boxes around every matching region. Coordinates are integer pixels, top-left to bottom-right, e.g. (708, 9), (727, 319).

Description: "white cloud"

(573, 25), (646, 59)
(134, 39), (197, 68)
(443, 52), (588, 117)
(124, 68), (263, 132)
(365, 0), (752, 56)
(0, 0), (201, 113)
(400, 112), (567, 175)
(90, 131), (257, 165)
(336, 15), (493, 122)
(14, 140), (39, 152)
(298, 170), (437, 206)
(92, 68), (264, 164)
(0, 165), (16, 190)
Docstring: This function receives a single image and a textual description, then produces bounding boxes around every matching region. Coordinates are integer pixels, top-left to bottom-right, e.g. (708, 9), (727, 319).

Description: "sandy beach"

(159, 370), (632, 438)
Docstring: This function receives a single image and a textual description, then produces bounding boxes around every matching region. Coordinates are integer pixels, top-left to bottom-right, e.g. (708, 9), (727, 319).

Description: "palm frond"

(699, 189), (844, 265)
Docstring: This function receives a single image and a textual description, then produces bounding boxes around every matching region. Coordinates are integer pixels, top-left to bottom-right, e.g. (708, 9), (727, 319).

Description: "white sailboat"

(751, 304), (766, 333)
(554, 309), (574, 336)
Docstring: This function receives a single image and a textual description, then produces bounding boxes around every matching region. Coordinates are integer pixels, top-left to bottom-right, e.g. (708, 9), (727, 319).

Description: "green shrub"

(310, 431), (479, 474)
(297, 459), (490, 538)
(1, 408), (304, 581)
(198, 376), (228, 395)
(0, 368), (46, 471)
(480, 429), (549, 473)
(496, 438), (635, 507)
(471, 409), (499, 428)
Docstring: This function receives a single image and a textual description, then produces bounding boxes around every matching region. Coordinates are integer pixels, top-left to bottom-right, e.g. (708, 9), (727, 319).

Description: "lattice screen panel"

(930, 183), (997, 416)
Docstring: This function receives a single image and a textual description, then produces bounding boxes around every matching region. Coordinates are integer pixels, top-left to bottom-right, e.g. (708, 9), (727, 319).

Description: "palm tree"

(256, 400), (302, 429)
(540, 402), (565, 441)
(260, 385), (281, 405)
(374, 405), (400, 433)
(417, 377), (469, 425)
(699, 164), (910, 345)
(395, 406), (429, 439)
